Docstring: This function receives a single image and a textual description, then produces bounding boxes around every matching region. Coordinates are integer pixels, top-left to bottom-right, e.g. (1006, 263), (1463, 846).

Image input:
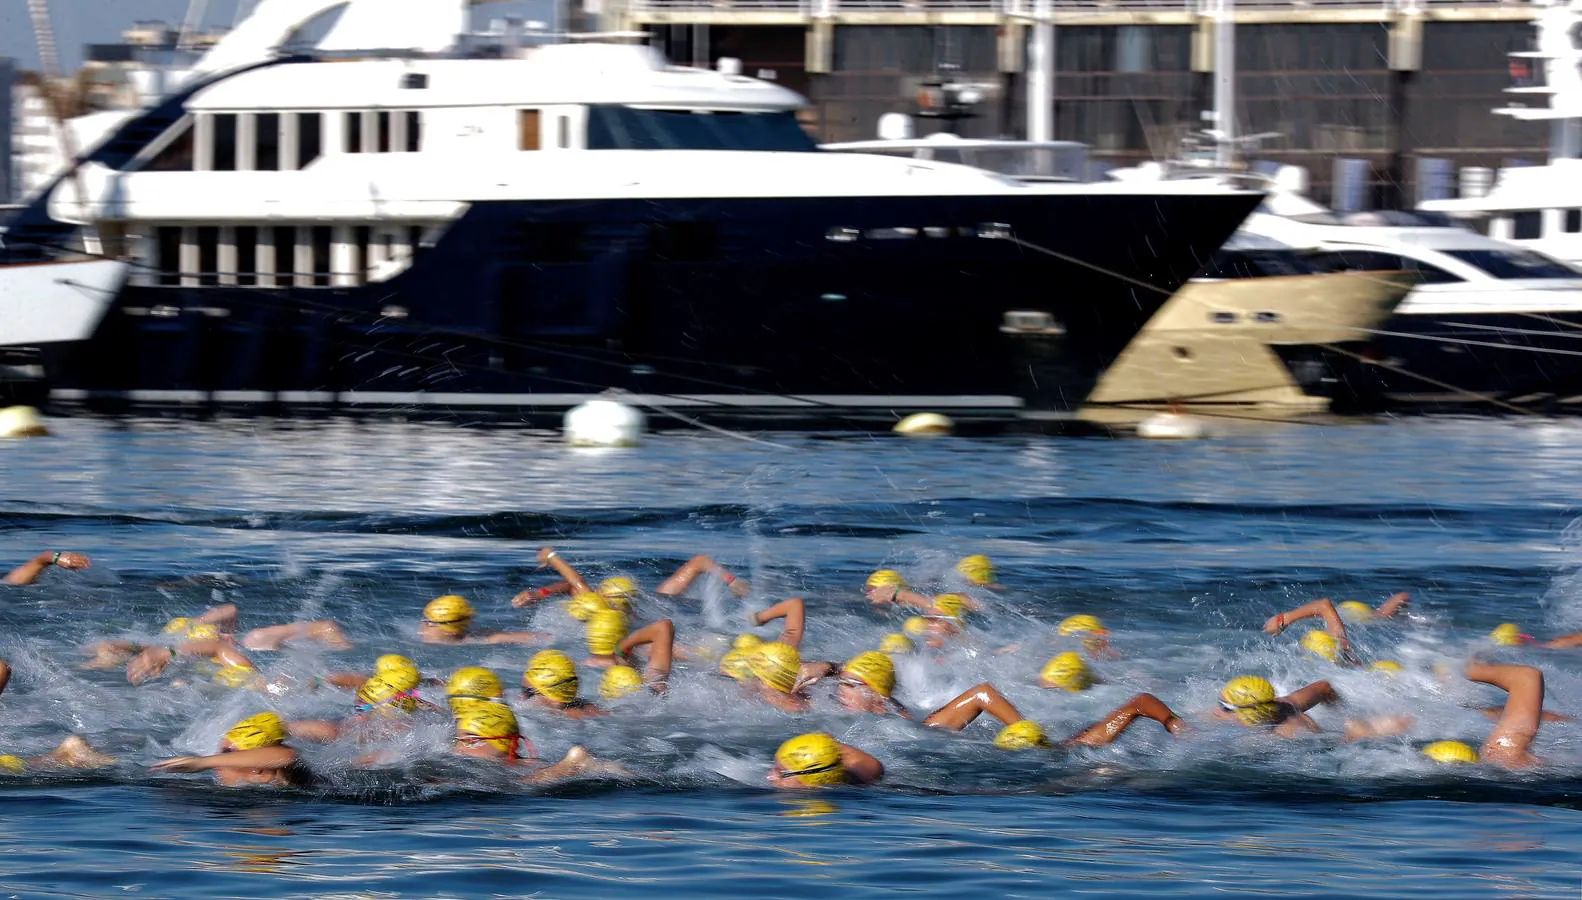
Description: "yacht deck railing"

(628, 0), (1535, 16)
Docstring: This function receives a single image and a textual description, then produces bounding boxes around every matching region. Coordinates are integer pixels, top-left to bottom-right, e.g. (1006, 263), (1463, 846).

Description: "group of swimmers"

(3, 546), (1576, 789)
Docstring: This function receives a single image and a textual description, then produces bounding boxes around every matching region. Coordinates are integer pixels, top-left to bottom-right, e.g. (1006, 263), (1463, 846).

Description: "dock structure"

(610, 0), (1547, 206)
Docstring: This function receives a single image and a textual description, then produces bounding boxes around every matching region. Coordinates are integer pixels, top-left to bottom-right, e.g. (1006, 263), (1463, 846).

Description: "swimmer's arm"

(512, 581), (573, 609)
(1280, 680), (1339, 713)
(864, 585), (933, 610)
(194, 603), (239, 630)
(793, 661), (839, 691)
(1263, 599), (1346, 640)
(619, 618), (675, 692)
(3, 551), (90, 586)
(179, 638), (256, 671)
(1466, 660), (1544, 767)
(838, 744), (883, 785)
(537, 547), (592, 595)
(286, 720), (342, 743)
(0, 659), (10, 696)
(322, 671), (367, 690)
(753, 598), (805, 648)
(151, 746), (297, 773)
(1375, 592), (1410, 618)
(1061, 693), (1185, 748)
(1541, 632), (1582, 649)
(656, 555), (751, 598)
(478, 630), (550, 646)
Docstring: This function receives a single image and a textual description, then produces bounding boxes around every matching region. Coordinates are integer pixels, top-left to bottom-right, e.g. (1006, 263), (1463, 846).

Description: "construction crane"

(24, 0), (99, 252)
(26, 0), (60, 77)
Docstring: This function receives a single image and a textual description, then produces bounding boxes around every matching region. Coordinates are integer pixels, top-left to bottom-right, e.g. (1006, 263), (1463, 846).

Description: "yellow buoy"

(893, 412), (955, 436)
(0, 406), (48, 438)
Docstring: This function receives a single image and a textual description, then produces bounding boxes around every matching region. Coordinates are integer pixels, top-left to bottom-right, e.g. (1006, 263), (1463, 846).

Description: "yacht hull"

(0, 258), (127, 345)
(39, 192), (1260, 419)
(1082, 270), (1414, 413)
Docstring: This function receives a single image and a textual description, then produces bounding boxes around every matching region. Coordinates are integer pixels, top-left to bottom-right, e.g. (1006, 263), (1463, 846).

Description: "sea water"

(1, 415), (1579, 898)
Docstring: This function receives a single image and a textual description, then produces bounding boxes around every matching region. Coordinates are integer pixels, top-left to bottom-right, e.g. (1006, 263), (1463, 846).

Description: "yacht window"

(255, 113), (280, 171)
(311, 226), (332, 287)
(1513, 211), (1541, 240)
(376, 111), (392, 153)
(585, 107), (817, 152)
(298, 113), (322, 167)
(648, 222), (718, 261)
(156, 226), (182, 285)
(196, 226), (220, 286)
(1309, 250), (1464, 284)
(520, 110), (541, 151)
(354, 225), (371, 285)
(236, 226), (258, 286)
(1198, 250), (1314, 279)
(212, 114), (238, 171)
(146, 120), (194, 171)
(400, 72), (428, 90)
(1442, 248), (1580, 280)
(558, 116), (570, 149)
(404, 111), (421, 152)
(344, 111), (363, 153)
(272, 226), (296, 286)
(1567, 210), (1582, 234)
(1210, 311), (1238, 324)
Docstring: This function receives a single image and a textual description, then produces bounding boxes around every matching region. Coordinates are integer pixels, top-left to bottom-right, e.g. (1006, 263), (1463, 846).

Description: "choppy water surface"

(3, 416), (1582, 898)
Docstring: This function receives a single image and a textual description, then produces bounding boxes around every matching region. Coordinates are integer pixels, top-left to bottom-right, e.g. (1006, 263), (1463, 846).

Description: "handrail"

(628, 0), (1534, 14)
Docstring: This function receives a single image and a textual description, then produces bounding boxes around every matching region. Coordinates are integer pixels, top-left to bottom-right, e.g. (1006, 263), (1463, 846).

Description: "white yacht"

(1419, 0), (1582, 268)
(1, 0), (1261, 420)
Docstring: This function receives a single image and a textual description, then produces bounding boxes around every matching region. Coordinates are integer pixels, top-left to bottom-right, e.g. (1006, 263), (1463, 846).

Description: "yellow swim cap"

(994, 719), (1052, 750)
(1220, 676), (1280, 726)
(162, 617), (193, 635)
(1057, 614), (1107, 636)
(1040, 651), (1094, 692)
(356, 674), (418, 715)
(586, 608), (629, 656)
(1300, 630), (1340, 662)
(1370, 660), (1404, 676)
(567, 591), (609, 622)
(879, 633), (915, 655)
(956, 554), (995, 586)
(0, 755), (26, 774)
(841, 651), (896, 698)
(1490, 623), (1531, 646)
(733, 633), (764, 652)
(599, 576), (638, 601)
(1422, 740), (1479, 764)
(718, 650), (753, 681)
(225, 712), (287, 750)
(525, 649), (580, 704)
(1338, 601), (1374, 623)
(775, 732), (847, 787)
(455, 700), (520, 755)
(749, 641), (801, 694)
(186, 623), (221, 641)
(423, 595), (474, 635)
(866, 569), (907, 591)
(600, 664), (644, 700)
(931, 594), (968, 620)
(213, 664), (259, 689)
(375, 654), (420, 686)
(902, 616), (931, 638)
(446, 666), (503, 701)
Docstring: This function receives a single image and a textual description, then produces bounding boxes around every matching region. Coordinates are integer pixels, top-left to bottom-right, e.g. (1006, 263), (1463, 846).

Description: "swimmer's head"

(375, 654), (420, 685)
(586, 608), (629, 656)
(567, 591), (609, 622)
(446, 666), (504, 712)
(1219, 676), (1280, 726)
(879, 633), (915, 655)
(1422, 740), (1479, 764)
(524, 650), (580, 704)
(1300, 630), (1340, 662)
(902, 616), (931, 638)
(840, 651), (896, 699)
(1057, 614), (1107, 637)
(719, 649), (754, 682)
(1370, 660), (1404, 677)
(356, 674), (418, 716)
(454, 701), (520, 756)
(162, 617), (193, 635)
(0, 755), (25, 774)
(774, 732), (847, 787)
(1490, 623), (1533, 646)
(598, 576), (638, 605)
(213, 664), (259, 689)
(600, 665), (644, 700)
(423, 595), (474, 636)
(866, 569), (907, 593)
(733, 633), (764, 652)
(994, 719), (1051, 751)
(185, 623), (220, 642)
(1039, 651), (1094, 692)
(930, 593), (968, 621)
(224, 712), (287, 751)
(955, 554), (995, 586)
(749, 641), (800, 695)
(1338, 601), (1374, 623)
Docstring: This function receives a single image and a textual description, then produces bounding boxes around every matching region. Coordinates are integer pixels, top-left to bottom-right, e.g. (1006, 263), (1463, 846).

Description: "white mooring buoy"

(893, 412), (956, 436)
(564, 397), (645, 447)
(0, 406), (49, 438)
(1135, 412), (1206, 440)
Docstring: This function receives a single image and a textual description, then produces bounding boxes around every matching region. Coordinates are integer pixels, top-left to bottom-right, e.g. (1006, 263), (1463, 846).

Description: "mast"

(1211, 0), (1235, 166)
(1027, 0), (1053, 142)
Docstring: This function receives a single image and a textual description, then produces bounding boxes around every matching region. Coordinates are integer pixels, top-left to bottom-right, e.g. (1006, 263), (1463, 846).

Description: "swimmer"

(287, 670), (424, 744)
(446, 665), (506, 715)
(151, 712), (310, 787)
(126, 625), (262, 686)
(83, 606), (237, 669)
(238, 619), (352, 652)
(1423, 660), (1550, 769)
(1215, 675), (1409, 741)
(0, 735), (116, 772)
(1038, 651), (1097, 692)
(521, 650), (608, 719)
(655, 553), (751, 599)
(954, 554), (1001, 590)
(452, 700), (627, 782)
(767, 732), (883, 789)
(0, 659), (10, 696)
(1335, 592), (1412, 623)
(582, 608), (631, 669)
(4, 550), (90, 586)
(864, 571), (984, 614)
(746, 641), (814, 713)
(616, 618), (675, 694)
(419, 594), (548, 646)
(1487, 622), (1582, 649)
(748, 598), (805, 649)
(1262, 599), (1359, 665)
(323, 653), (425, 692)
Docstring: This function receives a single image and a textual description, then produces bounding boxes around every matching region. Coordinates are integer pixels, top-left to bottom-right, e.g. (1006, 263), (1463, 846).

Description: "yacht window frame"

(138, 116), (196, 172)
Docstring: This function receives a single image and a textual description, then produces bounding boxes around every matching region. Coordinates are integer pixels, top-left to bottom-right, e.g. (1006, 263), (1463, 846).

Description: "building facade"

(624, 0), (1550, 207)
